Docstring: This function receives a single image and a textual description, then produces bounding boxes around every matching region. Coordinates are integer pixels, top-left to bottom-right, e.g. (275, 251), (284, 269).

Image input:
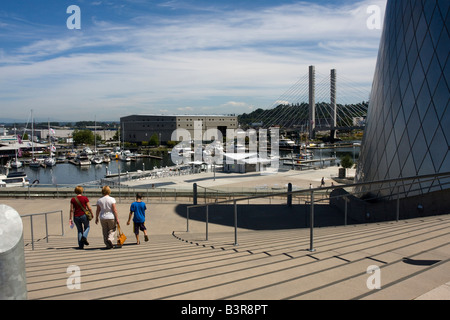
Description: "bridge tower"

(308, 65), (315, 139)
(330, 69), (337, 140)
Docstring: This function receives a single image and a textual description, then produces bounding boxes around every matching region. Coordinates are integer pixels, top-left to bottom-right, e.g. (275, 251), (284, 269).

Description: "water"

(22, 156), (171, 186)
(13, 143), (360, 186)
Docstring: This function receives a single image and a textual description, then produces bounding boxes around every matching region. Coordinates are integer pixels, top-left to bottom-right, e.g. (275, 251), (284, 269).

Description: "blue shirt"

(130, 201), (147, 223)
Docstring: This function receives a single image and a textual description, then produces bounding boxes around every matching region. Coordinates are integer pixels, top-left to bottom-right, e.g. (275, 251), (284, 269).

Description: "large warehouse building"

(120, 114), (238, 144)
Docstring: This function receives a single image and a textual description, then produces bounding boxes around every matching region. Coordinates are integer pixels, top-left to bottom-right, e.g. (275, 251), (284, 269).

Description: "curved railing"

(185, 172), (450, 250)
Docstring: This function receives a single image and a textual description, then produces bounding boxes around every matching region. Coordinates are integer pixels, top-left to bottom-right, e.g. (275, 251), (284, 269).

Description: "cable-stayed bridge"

(243, 66), (370, 139)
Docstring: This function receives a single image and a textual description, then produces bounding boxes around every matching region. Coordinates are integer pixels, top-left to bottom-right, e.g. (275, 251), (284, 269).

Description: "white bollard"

(0, 204), (27, 300)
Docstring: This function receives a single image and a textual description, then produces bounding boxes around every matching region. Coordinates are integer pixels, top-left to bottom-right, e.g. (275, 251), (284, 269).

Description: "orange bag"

(117, 224), (127, 246)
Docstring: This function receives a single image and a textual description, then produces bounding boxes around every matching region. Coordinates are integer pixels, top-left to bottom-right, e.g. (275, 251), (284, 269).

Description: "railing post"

(396, 186), (400, 222)
(30, 215), (34, 251)
(234, 200), (238, 246)
(193, 183), (198, 205)
(344, 196), (348, 226)
(60, 210), (65, 236)
(287, 183), (292, 207)
(186, 207), (190, 232)
(45, 212), (49, 243)
(309, 190), (315, 252)
(206, 205), (209, 241)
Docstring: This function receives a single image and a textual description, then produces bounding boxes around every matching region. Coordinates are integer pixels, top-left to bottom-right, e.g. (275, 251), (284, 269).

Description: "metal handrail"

(186, 171), (450, 249)
(21, 210), (64, 250)
(1, 182), (311, 204)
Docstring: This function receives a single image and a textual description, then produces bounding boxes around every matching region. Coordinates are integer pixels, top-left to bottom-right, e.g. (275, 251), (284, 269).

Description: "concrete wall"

(330, 188), (450, 224)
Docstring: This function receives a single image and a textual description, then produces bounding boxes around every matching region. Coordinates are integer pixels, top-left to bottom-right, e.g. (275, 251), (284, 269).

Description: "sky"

(0, 0), (386, 122)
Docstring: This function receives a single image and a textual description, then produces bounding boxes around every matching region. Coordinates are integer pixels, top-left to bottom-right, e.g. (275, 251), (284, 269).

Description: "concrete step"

(23, 214), (450, 300)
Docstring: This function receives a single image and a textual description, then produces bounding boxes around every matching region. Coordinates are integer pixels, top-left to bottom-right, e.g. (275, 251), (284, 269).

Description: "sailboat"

(44, 122), (56, 167)
(10, 128), (23, 168)
(119, 150), (132, 161)
(91, 116), (103, 164)
(118, 122), (131, 161)
(29, 110), (40, 168)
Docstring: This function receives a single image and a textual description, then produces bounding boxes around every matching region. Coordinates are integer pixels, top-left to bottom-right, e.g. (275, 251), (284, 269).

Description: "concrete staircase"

(24, 214), (450, 300)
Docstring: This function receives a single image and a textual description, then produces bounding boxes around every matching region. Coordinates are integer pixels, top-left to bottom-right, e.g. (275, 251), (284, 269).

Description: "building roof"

(121, 114), (237, 118)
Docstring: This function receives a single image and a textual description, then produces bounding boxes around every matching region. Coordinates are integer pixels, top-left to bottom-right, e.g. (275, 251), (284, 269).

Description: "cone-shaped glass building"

(356, 0), (449, 197)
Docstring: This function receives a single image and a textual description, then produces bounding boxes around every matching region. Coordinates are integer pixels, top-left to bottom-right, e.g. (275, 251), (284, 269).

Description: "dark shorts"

(133, 222), (146, 235)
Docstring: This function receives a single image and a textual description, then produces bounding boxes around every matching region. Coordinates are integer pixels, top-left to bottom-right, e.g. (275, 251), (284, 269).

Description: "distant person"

(127, 193), (149, 244)
(95, 186), (119, 249)
(321, 177), (325, 187)
(69, 186), (93, 249)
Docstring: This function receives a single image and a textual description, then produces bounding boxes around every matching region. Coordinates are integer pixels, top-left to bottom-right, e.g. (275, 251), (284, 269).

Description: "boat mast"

(31, 110), (34, 160)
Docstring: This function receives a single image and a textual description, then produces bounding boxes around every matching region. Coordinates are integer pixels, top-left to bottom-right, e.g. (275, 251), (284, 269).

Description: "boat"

(91, 155), (103, 165)
(29, 110), (41, 168)
(45, 121), (57, 167)
(10, 159), (23, 169)
(11, 128), (23, 168)
(119, 150), (132, 161)
(66, 152), (77, 159)
(279, 137), (296, 148)
(0, 171), (29, 188)
(90, 118), (103, 165)
(299, 151), (314, 160)
(44, 156), (56, 167)
(76, 152), (91, 166)
(56, 155), (67, 162)
(110, 152), (119, 159)
(29, 159), (41, 168)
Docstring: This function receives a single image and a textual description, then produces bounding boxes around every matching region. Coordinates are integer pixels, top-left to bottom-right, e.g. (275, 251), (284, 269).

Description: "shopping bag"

(117, 224), (127, 246)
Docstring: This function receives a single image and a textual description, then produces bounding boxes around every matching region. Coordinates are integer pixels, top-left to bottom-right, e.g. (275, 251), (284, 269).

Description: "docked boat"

(29, 110), (41, 168)
(0, 171), (29, 188)
(44, 156), (56, 167)
(56, 154), (67, 162)
(66, 152), (77, 159)
(279, 137), (296, 148)
(83, 147), (93, 155)
(10, 127), (23, 168)
(10, 160), (23, 169)
(77, 152), (91, 166)
(91, 155), (103, 165)
(29, 158), (41, 168)
(119, 150), (132, 162)
(45, 121), (57, 167)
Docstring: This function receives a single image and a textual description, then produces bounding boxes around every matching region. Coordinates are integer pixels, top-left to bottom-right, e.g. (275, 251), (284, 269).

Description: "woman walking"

(69, 186), (93, 249)
(95, 186), (119, 249)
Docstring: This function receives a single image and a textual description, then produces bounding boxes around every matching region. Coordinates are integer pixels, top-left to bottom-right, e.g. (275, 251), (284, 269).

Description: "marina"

(1, 142), (360, 187)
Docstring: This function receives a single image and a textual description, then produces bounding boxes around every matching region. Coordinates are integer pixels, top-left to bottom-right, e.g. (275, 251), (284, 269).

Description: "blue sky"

(0, 0), (386, 122)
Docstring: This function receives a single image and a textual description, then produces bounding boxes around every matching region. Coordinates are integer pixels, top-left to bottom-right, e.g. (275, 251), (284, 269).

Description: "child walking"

(127, 193), (149, 244)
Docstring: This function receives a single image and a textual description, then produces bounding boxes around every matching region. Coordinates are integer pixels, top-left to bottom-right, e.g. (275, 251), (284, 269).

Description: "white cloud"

(0, 0), (386, 121)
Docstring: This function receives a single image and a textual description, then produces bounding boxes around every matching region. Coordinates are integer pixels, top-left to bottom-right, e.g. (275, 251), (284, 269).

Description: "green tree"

(340, 154), (354, 172)
(73, 129), (94, 145)
(149, 133), (159, 147)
